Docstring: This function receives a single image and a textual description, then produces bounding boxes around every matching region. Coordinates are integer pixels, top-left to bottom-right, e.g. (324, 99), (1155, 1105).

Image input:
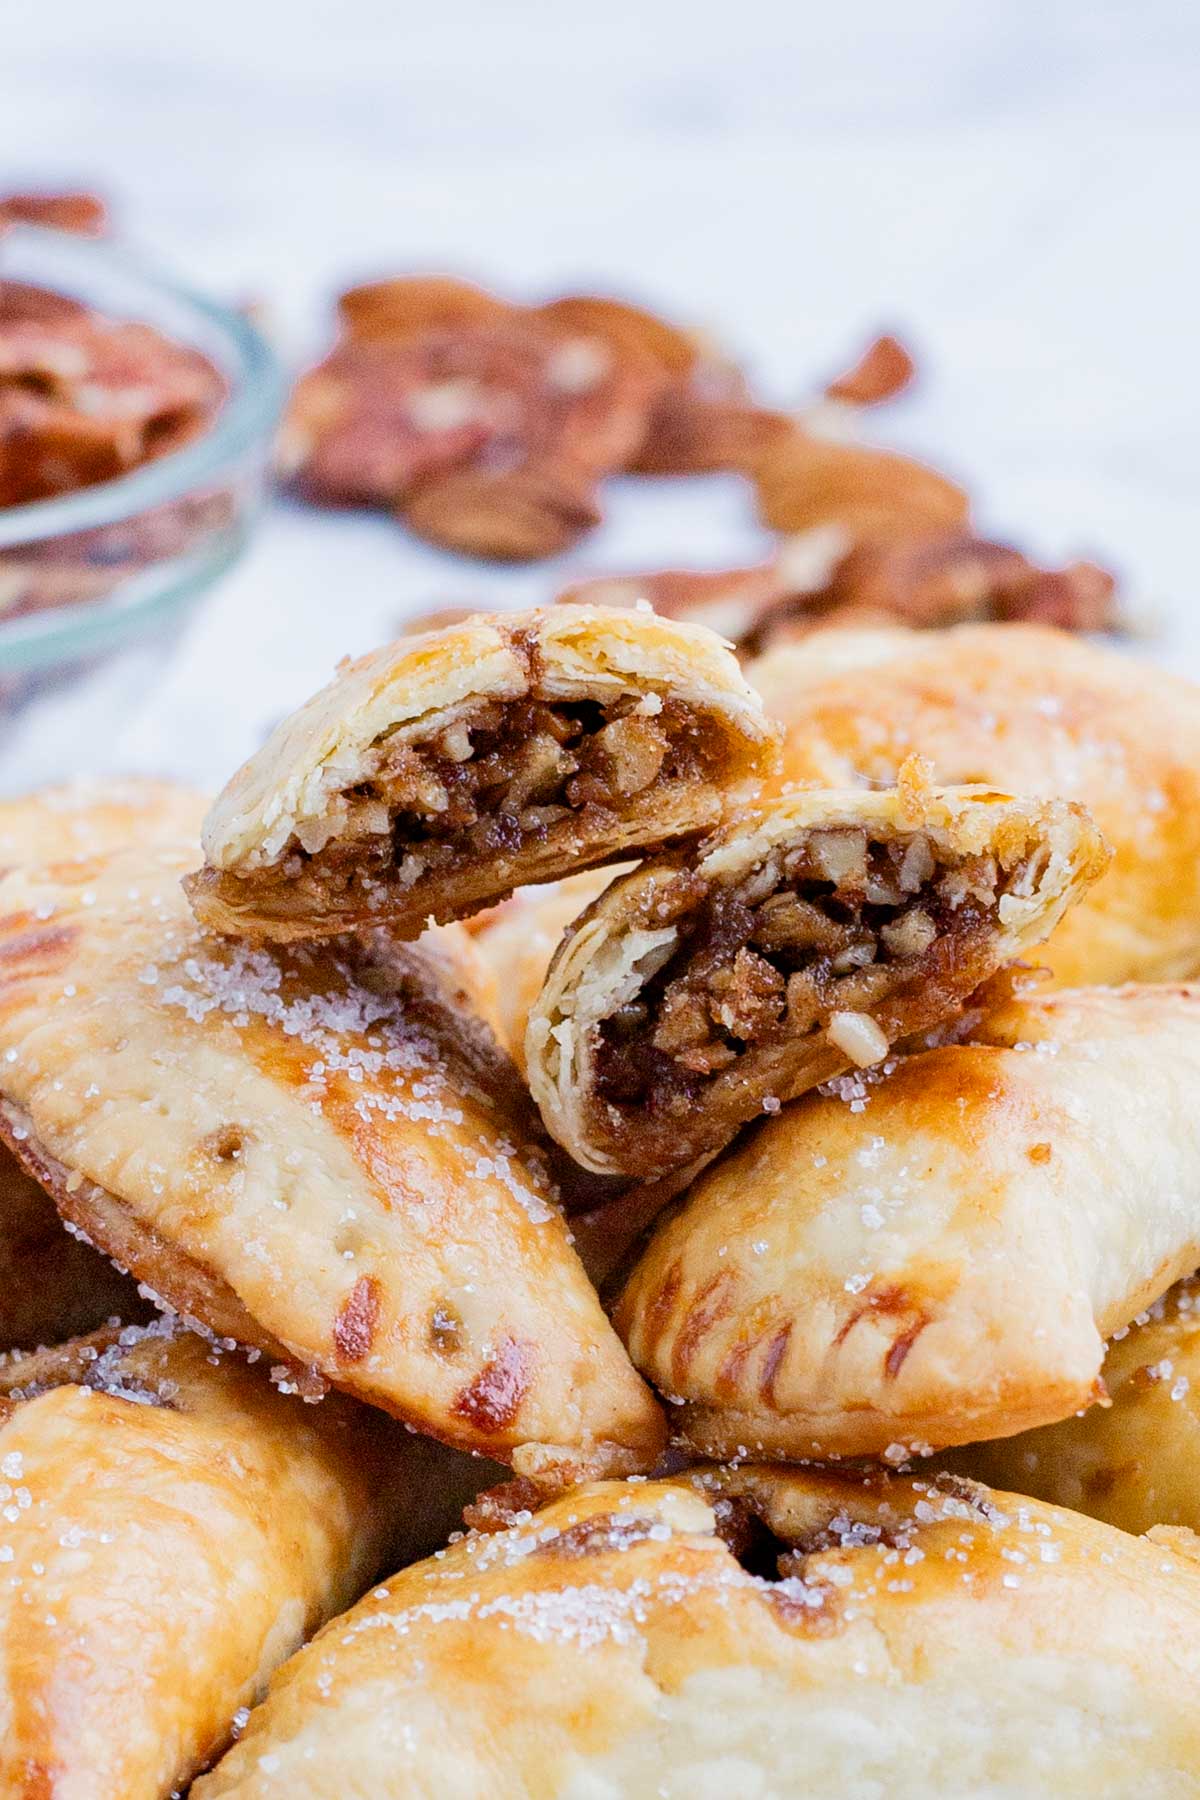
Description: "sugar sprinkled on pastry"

(186, 606), (779, 942)
(0, 1318), (467, 1797)
(192, 1464), (1200, 1797)
(0, 844), (665, 1484)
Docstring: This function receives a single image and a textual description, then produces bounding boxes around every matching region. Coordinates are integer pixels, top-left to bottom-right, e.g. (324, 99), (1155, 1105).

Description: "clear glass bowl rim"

(0, 225), (286, 667)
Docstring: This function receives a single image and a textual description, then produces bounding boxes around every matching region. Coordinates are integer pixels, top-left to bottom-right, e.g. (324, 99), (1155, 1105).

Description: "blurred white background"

(4, 0), (1198, 786)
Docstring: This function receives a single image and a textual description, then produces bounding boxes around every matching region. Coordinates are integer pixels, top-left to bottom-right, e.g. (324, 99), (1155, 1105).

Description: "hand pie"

(526, 777), (1107, 1178)
(186, 606), (778, 943)
(193, 1465), (1200, 1798)
(0, 1318), (472, 1799)
(474, 868), (623, 1074)
(0, 845), (665, 1483)
(748, 621), (1200, 986)
(0, 778), (207, 1349)
(617, 982), (1200, 1460)
(0, 775), (207, 871)
(949, 1276), (1200, 1537)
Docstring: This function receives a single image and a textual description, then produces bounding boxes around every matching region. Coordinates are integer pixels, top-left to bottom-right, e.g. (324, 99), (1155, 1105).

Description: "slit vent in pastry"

(186, 606), (779, 942)
(526, 775), (1108, 1177)
(0, 845), (665, 1485)
(192, 1466), (1200, 1797)
(616, 982), (1200, 1460)
(0, 1318), (461, 1798)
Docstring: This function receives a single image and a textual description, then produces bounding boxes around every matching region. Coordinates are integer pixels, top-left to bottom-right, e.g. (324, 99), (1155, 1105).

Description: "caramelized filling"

(276, 694), (716, 900)
(595, 825), (1025, 1116)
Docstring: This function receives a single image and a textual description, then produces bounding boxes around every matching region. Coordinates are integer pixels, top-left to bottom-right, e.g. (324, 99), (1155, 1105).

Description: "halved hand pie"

(616, 982), (1200, 1459)
(0, 1318), (470, 1799)
(193, 1465), (1200, 1798)
(0, 845), (665, 1484)
(749, 621), (1200, 986)
(526, 776), (1107, 1177)
(949, 1276), (1200, 1537)
(186, 606), (778, 943)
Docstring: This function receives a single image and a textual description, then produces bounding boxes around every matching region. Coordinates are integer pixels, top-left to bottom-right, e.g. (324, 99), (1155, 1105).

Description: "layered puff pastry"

(0, 1318), (458, 1799)
(0, 846), (665, 1483)
(617, 982), (1200, 1461)
(186, 606), (779, 943)
(194, 1466), (1200, 1799)
(0, 778), (207, 1350)
(748, 622), (1200, 987)
(526, 777), (1107, 1178)
(474, 869), (622, 1074)
(951, 1276), (1200, 1538)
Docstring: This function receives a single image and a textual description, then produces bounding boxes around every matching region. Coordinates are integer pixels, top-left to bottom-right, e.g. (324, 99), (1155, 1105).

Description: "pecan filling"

(275, 694), (716, 904)
(594, 825), (1024, 1116)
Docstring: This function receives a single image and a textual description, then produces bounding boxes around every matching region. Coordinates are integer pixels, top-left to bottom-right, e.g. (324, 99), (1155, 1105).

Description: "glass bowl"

(0, 225), (285, 767)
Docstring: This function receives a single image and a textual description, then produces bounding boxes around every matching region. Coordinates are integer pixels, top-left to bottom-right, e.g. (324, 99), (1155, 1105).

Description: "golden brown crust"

(527, 780), (1108, 1178)
(749, 622), (1200, 986)
(0, 778), (209, 1349)
(0, 845), (665, 1483)
(0, 776), (207, 873)
(0, 1320), (472, 1797)
(617, 983), (1200, 1460)
(194, 1466), (1200, 1797)
(947, 1276), (1200, 1536)
(187, 606), (779, 942)
(0, 1098), (301, 1371)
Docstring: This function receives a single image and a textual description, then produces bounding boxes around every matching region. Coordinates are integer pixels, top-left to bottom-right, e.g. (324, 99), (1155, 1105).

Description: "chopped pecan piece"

(0, 281), (225, 508)
(0, 191), (108, 237)
(559, 525), (1120, 654)
(823, 333), (916, 406)
(403, 452), (603, 562)
(338, 274), (508, 343)
(752, 429), (971, 539)
(287, 304), (660, 561)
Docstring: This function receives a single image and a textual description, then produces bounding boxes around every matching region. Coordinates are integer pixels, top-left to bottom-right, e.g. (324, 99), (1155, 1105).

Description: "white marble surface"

(3, 0), (1198, 789)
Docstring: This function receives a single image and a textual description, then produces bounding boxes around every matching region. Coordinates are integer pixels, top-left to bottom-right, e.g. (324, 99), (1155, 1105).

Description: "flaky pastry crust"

(527, 780), (1107, 1177)
(0, 846), (664, 1482)
(0, 1320), (436, 1797)
(473, 868), (623, 1074)
(0, 778), (208, 1349)
(187, 606), (778, 942)
(617, 983), (1200, 1459)
(949, 1275), (1200, 1537)
(748, 622), (1200, 986)
(194, 1465), (1200, 1798)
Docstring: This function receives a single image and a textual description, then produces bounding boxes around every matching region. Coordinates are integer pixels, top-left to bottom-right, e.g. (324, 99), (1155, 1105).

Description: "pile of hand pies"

(3, 606), (1200, 1796)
